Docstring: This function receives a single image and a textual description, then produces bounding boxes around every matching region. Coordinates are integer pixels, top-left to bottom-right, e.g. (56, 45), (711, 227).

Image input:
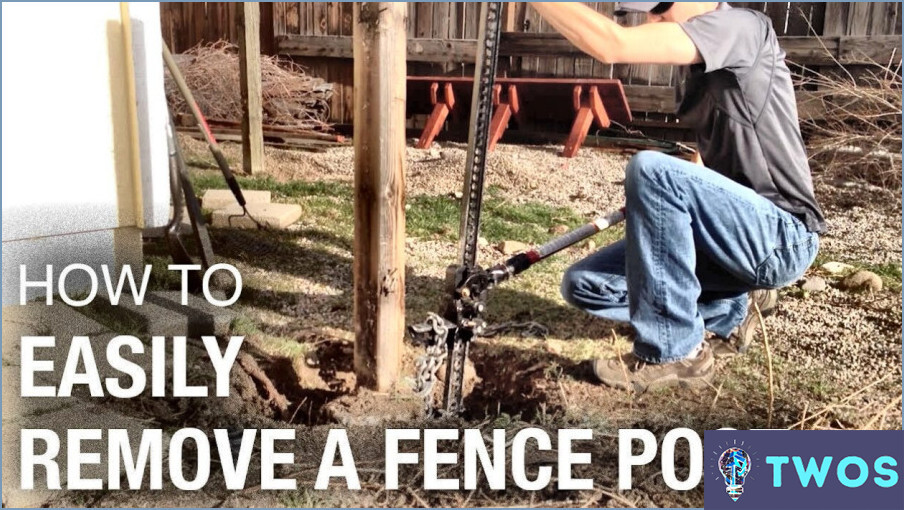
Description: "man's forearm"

(528, 2), (701, 66)
(528, 2), (625, 63)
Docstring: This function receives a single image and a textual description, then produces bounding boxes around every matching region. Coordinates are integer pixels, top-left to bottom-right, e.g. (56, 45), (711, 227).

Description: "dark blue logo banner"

(704, 430), (904, 510)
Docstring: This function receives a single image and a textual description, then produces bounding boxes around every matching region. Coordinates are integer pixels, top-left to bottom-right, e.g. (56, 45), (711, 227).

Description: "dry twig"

(754, 302), (775, 428)
(861, 395), (902, 430)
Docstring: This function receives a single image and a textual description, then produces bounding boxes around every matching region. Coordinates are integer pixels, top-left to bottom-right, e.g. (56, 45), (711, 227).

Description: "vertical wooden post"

(353, 2), (407, 392)
(503, 2), (518, 32)
(259, 1), (275, 55)
(237, 2), (264, 175)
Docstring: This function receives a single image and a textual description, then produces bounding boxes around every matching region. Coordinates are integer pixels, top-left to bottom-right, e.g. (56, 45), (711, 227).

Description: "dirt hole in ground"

(462, 342), (601, 422)
(229, 335), (594, 427)
(230, 336), (431, 427)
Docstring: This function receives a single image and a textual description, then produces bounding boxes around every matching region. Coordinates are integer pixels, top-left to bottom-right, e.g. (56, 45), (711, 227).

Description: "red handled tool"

(162, 42), (265, 229)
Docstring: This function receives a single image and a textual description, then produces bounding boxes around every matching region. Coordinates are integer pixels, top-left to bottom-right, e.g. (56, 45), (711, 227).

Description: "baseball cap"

(614, 2), (670, 15)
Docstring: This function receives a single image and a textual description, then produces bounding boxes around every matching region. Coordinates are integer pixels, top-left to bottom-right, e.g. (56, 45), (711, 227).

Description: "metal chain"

(412, 313), (449, 417)
(444, 332), (470, 414)
(412, 315), (549, 416)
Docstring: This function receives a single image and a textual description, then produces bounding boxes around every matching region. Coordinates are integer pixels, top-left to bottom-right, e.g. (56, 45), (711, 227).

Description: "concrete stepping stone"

(201, 189), (271, 210)
(2, 303), (110, 365)
(211, 203), (302, 229)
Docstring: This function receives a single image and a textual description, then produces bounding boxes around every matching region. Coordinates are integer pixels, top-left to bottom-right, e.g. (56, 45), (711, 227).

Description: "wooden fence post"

(259, 2), (275, 55)
(352, 2), (407, 392)
(237, 2), (264, 175)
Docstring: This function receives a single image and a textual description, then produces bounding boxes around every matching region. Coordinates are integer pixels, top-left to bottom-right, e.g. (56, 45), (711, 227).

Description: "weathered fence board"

(276, 33), (902, 67)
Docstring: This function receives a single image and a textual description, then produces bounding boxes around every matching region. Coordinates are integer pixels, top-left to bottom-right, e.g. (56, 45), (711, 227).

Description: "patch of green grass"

(405, 195), (459, 238)
(492, 412), (521, 428)
(183, 155), (220, 170)
(256, 334), (311, 359)
(144, 255), (184, 291)
(229, 315), (260, 336)
(485, 200), (583, 243)
(193, 172), (610, 250)
(191, 172), (356, 236)
(280, 489), (331, 508)
(866, 262), (903, 291)
(299, 195), (354, 231)
(406, 194), (588, 244)
(190, 172), (353, 201)
(801, 375), (836, 400)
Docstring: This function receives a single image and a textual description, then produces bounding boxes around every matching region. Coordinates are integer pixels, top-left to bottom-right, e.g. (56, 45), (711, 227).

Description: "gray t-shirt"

(677, 3), (826, 233)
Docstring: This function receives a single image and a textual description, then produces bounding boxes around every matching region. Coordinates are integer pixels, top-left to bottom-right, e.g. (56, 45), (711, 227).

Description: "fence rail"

(161, 2), (903, 127)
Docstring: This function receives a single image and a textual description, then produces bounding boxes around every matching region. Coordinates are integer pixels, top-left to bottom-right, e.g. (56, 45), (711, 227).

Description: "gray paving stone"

(2, 303), (109, 365)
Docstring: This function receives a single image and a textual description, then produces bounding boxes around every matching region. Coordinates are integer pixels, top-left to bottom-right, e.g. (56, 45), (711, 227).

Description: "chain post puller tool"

(408, 2), (627, 417)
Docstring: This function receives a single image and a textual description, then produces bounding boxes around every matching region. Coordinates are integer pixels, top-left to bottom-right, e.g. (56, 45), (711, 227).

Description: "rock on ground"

(840, 270), (883, 293)
(497, 240), (531, 255)
(820, 261), (856, 275)
(800, 276), (828, 293)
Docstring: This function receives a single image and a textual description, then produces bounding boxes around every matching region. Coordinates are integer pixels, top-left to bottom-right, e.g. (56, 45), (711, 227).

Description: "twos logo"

(704, 431), (903, 510)
(718, 446), (752, 501)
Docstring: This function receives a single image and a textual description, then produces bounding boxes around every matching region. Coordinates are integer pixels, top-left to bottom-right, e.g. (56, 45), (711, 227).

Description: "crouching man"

(529, 2), (824, 390)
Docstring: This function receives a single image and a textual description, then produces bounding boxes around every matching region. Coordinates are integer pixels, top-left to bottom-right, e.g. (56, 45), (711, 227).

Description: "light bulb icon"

(718, 447), (751, 502)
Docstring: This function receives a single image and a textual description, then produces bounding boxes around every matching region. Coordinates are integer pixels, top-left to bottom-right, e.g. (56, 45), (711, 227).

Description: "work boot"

(712, 289), (779, 357)
(591, 341), (714, 392)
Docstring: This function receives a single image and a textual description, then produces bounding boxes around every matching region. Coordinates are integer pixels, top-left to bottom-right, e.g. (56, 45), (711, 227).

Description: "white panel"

(2, 2), (124, 241)
(130, 2), (171, 228)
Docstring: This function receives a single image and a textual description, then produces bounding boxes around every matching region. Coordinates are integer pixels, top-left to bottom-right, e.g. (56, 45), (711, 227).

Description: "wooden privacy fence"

(161, 2), (903, 130)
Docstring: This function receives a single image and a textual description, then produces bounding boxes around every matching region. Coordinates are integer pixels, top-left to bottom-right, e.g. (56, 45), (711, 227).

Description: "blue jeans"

(561, 151), (819, 363)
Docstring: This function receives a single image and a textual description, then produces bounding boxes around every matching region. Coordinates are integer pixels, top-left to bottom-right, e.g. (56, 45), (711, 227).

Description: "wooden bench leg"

(417, 102), (451, 149)
(488, 84), (519, 151)
(589, 85), (611, 129)
(488, 104), (512, 151)
(563, 85), (610, 157)
(563, 106), (594, 158)
(416, 82), (455, 149)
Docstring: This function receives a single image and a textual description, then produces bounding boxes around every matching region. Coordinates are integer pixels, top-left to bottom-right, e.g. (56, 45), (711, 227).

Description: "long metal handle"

(162, 42), (247, 208)
(535, 208), (625, 259)
(499, 207), (626, 278)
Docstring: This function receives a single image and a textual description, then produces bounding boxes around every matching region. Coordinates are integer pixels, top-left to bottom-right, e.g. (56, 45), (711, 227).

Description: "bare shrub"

(165, 41), (334, 131)
(794, 52), (902, 189)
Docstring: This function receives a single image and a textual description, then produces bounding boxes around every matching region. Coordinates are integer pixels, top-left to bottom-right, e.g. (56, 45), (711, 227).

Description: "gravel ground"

(185, 136), (629, 217)
(814, 180), (902, 265)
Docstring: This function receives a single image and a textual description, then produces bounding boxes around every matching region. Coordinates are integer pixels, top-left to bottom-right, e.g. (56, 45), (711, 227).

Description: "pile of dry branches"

(165, 41), (333, 131)
(795, 56), (902, 189)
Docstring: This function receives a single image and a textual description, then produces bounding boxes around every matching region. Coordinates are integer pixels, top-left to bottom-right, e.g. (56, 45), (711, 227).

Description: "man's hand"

(529, 2), (702, 65)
